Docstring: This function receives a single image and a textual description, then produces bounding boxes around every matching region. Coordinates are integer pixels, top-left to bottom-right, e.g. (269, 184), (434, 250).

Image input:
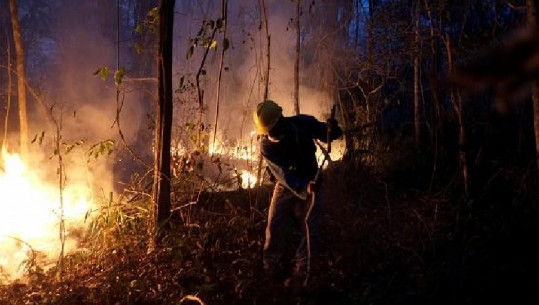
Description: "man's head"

(253, 100), (283, 135)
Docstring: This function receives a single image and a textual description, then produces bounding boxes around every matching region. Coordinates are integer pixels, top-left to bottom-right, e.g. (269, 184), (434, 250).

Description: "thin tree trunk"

(195, 26), (217, 149)
(293, 0), (301, 115)
(256, 0), (271, 186)
(260, 0), (270, 101)
(444, 33), (469, 195)
(527, 0), (539, 174)
(367, 0), (374, 69)
(424, 0), (442, 191)
(153, 0), (175, 240)
(211, 0), (228, 155)
(50, 111), (66, 281)
(355, 0), (360, 49)
(532, 84), (539, 174)
(413, 2), (421, 147)
(4, 38), (12, 151)
(8, 0), (28, 157)
(365, 0), (376, 123)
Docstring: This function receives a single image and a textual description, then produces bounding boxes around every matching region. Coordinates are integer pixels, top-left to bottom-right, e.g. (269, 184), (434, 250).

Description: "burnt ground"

(0, 161), (538, 305)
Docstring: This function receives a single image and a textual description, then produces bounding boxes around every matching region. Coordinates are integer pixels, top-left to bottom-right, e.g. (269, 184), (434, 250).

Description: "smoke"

(24, 0), (151, 192)
(0, 0), (152, 281)
(173, 0), (337, 149)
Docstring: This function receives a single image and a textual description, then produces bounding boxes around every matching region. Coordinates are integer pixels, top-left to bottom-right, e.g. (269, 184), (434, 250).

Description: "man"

(253, 100), (342, 282)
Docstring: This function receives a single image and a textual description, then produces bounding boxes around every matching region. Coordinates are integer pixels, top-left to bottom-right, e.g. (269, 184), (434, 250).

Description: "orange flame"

(0, 150), (93, 281)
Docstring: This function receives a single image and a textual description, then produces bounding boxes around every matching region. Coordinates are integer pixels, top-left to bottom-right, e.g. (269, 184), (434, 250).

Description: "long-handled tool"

(303, 104), (337, 286)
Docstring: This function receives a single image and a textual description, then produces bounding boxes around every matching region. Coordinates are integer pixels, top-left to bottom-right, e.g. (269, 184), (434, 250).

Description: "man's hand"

(327, 118), (338, 131)
(307, 180), (319, 195)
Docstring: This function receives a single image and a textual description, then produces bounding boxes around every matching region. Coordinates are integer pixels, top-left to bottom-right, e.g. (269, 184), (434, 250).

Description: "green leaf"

(179, 76), (185, 88)
(65, 144), (75, 154)
(31, 131), (46, 145)
(186, 46), (194, 59)
(202, 38), (218, 49)
(38, 131), (45, 145)
(93, 66), (110, 81)
(216, 18), (223, 30)
(85, 139), (116, 161)
(223, 38), (230, 51)
(134, 24), (143, 34)
(149, 7), (159, 19)
(114, 67), (125, 86)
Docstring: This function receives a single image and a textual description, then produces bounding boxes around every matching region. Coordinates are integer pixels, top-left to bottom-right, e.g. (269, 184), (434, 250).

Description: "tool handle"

(327, 104), (337, 154)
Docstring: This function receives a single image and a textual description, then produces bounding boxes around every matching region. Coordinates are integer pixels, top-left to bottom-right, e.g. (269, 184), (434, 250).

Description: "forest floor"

(0, 159), (538, 305)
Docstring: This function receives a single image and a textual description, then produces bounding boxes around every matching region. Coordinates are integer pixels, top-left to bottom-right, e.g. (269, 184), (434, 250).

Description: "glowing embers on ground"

(0, 150), (92, 281)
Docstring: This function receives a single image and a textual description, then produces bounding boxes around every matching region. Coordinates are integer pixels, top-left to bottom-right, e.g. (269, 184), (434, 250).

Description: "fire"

(208, 131), (258, 161)
(240, 170), (257, 189)
(173, 130), (344, 191)
(200, 131), (260, 190)
(0, 150), (93, 281)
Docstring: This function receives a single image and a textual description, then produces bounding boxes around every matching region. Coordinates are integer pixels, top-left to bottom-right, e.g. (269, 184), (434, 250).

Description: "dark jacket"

(260, 114), (342, 200)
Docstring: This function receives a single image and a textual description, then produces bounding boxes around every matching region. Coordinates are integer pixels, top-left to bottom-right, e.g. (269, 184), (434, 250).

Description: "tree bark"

(413, 2), (421, 147)
(424, 0), (443, 191)
(153, 0), (175, 240)
(211, 0), (228, 154)
(445, 33), (469, 195)
(293, 0), (301, 115)
(260, 0), (271, 101)
(256, 0), (271, 186)
(4, 39), (12, 150)
(8, 0), (29, 157)
(527, 0), (539, 174)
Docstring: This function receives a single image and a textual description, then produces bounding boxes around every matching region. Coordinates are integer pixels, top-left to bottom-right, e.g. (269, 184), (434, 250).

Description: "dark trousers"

(263, 182), (322, 276)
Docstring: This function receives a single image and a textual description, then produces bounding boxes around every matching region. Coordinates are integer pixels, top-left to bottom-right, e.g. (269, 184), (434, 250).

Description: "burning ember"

(0, 150), (93, 281)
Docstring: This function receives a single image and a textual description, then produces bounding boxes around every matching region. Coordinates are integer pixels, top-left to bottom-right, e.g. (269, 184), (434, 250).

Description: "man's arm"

(297, 114), (342, 142)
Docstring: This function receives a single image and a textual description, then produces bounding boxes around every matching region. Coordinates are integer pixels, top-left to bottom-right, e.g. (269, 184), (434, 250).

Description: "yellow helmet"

(253, 100), (283, 134)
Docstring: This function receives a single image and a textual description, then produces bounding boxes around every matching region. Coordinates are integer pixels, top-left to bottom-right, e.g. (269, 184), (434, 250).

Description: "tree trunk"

(260, 0), (270, 101)
(527, 0), (539, 174)
(211, 0), (228, 154)
(4, 40), (12, 151)
(445, 33), (469, 195)
(256, 0), (271, 186)
(367, 0), (375, 70)
(424, 0), (443, 190)
(8, 0), (28, 157)
(413, 2), (421, 147)
(532, 84), (539, 174)
(293, 0), (301, 115)
(153, 0), (175, 240)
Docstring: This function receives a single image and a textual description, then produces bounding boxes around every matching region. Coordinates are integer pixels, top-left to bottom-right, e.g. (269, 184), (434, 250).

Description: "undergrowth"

(0, 155), (537, 305)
